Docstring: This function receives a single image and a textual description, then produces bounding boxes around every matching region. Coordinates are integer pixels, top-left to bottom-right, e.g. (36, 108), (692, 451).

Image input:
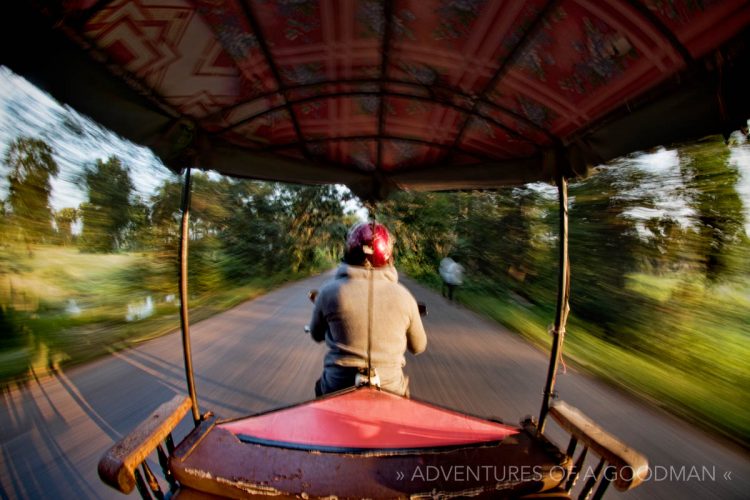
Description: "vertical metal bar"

(566, 446), (589, 493)
(179, 167), (200, 425)
(141, 462), (165, 500)
(157, 444), (177, 492)
(578, 458), (606, 500)
(134, 469), (154, 500)
(165, 434), (175, 454)
(591, 474), (612, 500)
(565, 436), (578, 457)
(539, 174), (569, 433)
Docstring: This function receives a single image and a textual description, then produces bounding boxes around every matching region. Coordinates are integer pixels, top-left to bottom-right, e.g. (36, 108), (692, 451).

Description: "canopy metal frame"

(539, 174), (571, 432)
(178, 168), (201, 426)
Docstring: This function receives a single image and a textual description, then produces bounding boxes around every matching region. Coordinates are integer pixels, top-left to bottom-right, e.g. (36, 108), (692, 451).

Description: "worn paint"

(183, 467), (286, 496)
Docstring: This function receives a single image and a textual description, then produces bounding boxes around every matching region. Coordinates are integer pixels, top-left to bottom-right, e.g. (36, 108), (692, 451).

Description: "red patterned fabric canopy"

(3, 1), (749, 197)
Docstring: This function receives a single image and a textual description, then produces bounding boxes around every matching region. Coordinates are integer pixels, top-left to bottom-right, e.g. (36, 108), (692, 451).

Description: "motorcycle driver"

(308, 221), (427, 397)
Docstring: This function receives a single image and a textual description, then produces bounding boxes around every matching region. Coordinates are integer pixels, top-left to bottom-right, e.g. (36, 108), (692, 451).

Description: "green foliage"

(568, 167), (645, 344)
(0, 305), (25, 350)
(150, 174), (183, 245)
(0, 245), (317, 384)
(2, 128), (747, 444)
(53, 207), (78, 245)
(220, 180), (292, 279)
(375, 188), (558, 303)
(678, 138), (747, 281)
(3, 136), (59, 244)
(79, 156), (134, 252)
(282, 185), (350, 272)
(219, 181), (351, 279)
(122, 196), (151, 251)
(374, 139), (750, 445)
(188, 237), (226, 293)
(374, 191), (460, 278)
(0, 131), (354, 384)
(146, 175), (351, 285)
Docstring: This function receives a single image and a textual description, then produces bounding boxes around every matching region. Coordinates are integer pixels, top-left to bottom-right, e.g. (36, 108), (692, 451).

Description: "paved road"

(1, 272), (748, 499)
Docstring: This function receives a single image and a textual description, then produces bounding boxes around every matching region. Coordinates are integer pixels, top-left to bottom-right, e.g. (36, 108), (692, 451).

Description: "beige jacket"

(310, 264), (427, 394)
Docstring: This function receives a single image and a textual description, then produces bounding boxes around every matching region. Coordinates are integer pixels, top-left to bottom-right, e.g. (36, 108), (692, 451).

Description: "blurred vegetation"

(79, 156), (134, 252)
(0, 137), (356, 386)
(1, 131), (749, 449)
(3, 137), (59, 251)
(375, 135), (750, 447)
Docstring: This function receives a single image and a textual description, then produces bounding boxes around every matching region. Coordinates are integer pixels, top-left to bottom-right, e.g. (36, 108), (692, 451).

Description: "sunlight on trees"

(53, 207), (78, 245)
(373, 135), (750, 445)
(3, 136), (59, 248)
(79, 156), (134, 252)
(1, 129), (748, 445)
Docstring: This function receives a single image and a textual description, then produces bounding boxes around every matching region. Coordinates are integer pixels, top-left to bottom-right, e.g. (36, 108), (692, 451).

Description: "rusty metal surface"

(170, 424), (569, 499)
(549, 401), (648, 492)
(97, 395), (191, 494)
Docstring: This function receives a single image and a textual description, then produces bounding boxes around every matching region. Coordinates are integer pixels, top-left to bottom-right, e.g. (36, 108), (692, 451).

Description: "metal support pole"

(134, 469), (153, 500)
(156, 444), (177, 492)
(538, 174), (570, 433)
(179, 167), (201, 425)
(140, 462), (165, 500)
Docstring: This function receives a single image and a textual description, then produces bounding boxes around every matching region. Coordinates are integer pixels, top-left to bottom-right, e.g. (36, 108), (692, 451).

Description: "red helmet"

(345, 222), (394, 267)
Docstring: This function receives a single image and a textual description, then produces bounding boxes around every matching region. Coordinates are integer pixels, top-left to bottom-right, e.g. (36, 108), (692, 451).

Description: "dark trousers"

(315, 366), (409, 397)
(442, 282), (457, 301)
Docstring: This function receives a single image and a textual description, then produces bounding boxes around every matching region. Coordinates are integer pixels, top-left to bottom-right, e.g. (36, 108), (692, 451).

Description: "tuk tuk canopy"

(2, 1), (749, 198)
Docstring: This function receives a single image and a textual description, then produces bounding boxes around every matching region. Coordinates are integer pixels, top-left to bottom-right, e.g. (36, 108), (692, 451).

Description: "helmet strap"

(366, 268), (374, 384)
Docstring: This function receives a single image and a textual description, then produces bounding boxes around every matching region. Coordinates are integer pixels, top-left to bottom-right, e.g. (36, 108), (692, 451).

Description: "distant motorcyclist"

(308, 221), (427, 397)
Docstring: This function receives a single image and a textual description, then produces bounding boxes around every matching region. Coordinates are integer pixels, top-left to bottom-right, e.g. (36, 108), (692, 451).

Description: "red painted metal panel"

(220, 387), (518, 450)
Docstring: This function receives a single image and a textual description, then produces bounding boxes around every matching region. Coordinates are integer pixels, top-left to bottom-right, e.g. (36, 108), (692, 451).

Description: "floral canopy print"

(26, 0), (750, 184)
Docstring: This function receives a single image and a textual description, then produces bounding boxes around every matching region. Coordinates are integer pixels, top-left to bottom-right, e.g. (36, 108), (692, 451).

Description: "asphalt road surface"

(1, 271), (748, 499)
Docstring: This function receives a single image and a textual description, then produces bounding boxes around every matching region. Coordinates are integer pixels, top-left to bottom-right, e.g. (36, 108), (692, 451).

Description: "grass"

(450, 275), (750, 450)
(3, 245), (748, 449)
(404, 265), (750, 448)
(0, 245), (316, 385)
